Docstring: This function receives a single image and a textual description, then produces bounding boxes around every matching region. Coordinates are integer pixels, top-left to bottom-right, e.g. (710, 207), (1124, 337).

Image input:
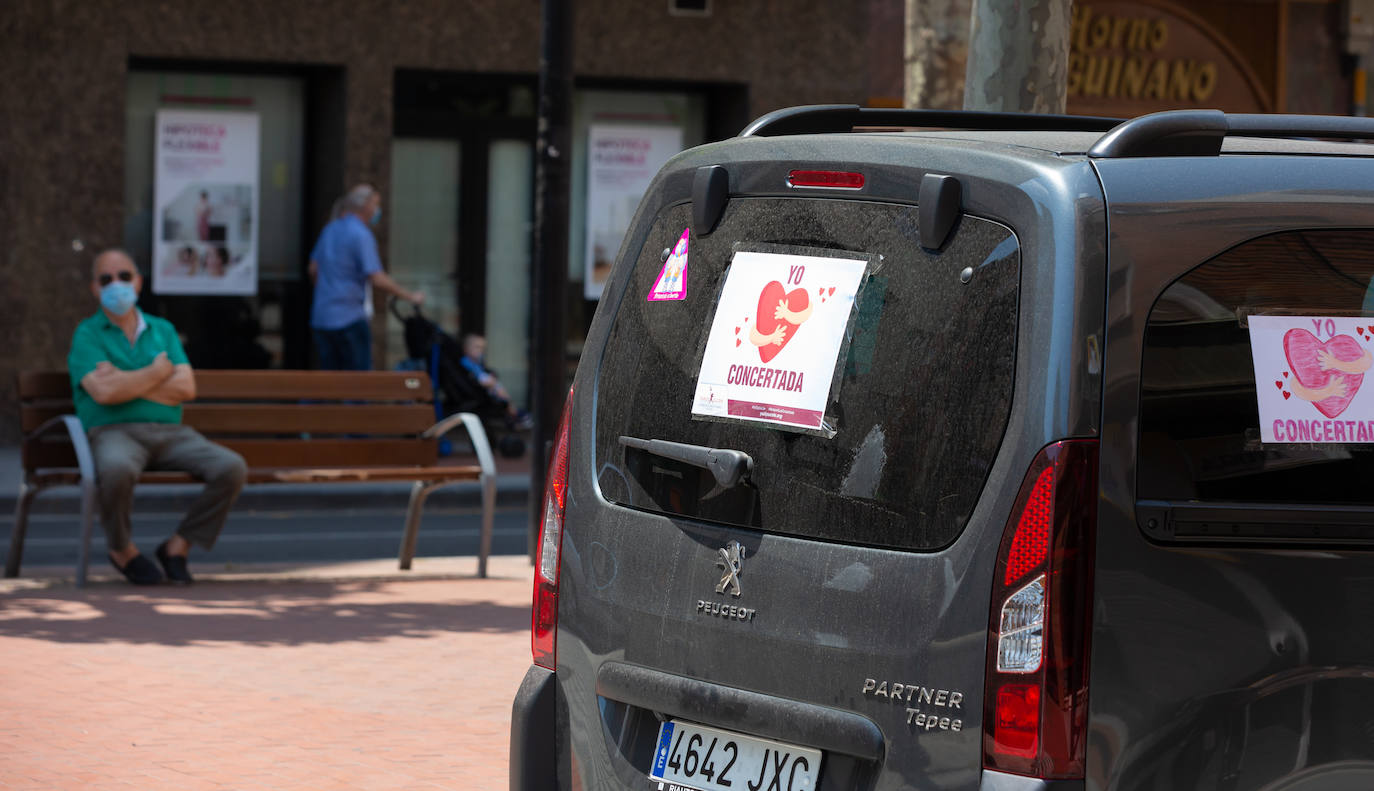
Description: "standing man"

(68, 249), (248, 585)
(309, 184), (425, 370)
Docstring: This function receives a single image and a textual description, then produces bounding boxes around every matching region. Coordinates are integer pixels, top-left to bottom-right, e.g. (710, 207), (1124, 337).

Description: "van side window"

(1138, 230), (1374, 505)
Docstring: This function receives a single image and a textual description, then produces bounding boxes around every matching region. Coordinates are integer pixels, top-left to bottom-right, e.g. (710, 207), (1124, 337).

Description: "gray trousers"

(89, 423), (247, 553)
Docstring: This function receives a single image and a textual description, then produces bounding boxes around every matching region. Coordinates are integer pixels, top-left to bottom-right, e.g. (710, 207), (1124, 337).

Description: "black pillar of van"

(530, 0), (574, 559)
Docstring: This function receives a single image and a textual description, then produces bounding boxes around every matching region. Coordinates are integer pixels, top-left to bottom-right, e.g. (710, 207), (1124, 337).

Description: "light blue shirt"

(309, 214), (382, 330)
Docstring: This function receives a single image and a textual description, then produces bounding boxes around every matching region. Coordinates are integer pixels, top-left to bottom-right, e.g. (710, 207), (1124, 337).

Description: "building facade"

(0, 0), (889, 441)
(0, 0), (1364, 442)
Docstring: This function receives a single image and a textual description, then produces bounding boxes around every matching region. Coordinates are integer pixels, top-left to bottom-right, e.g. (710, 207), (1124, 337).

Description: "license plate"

(649, 720), (822, 791)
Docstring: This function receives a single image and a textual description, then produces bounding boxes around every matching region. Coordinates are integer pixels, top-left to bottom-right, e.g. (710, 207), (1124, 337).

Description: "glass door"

(483, 139), (534, 411)
(386, 138), (461, 366)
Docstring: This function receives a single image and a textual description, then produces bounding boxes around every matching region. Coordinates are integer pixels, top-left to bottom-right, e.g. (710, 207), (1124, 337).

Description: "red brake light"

(995, 685), (1041, 758)
(984, 440), (1098, 779)
(1005, 466), (1054, 586)
(532, 387), (574, 670)
(786, 170), (865, 189)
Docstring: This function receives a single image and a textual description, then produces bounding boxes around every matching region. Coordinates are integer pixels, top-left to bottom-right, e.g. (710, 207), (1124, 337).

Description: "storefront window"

(570, 89), (707, 310)
(124, 69), (306, 368)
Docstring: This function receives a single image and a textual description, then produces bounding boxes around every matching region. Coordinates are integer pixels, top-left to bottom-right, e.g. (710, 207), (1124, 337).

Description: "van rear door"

(557, 184), (1025, 789)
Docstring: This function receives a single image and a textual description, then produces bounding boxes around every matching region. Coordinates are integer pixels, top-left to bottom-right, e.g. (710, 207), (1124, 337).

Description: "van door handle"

(618, 435), (754, 489)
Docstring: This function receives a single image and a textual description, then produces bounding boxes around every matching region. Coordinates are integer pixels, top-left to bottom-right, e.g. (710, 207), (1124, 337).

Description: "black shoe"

(109, 553), (164, 585)
(155, 541), (194, 585)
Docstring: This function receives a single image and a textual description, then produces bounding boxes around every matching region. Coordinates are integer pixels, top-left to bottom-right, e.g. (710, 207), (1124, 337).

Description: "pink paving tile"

(0, 558), (534, 791)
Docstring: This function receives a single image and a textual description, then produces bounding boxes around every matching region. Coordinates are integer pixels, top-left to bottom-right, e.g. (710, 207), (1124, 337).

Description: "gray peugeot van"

(510, 105), (1374, 791)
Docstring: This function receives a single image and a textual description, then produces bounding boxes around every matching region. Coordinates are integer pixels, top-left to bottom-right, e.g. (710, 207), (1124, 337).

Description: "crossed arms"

(81, 353), (196, 407)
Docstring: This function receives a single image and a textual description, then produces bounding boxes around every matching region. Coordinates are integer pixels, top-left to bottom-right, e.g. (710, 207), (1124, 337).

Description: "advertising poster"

(692, 250), (868, 432)
(153, 109), (259, 295)
(584, 124), (683, 300)
(1248, 315), (1374, 443)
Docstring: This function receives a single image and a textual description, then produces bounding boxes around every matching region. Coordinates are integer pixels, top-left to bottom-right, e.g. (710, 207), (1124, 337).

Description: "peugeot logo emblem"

(715, 541), (746, 597)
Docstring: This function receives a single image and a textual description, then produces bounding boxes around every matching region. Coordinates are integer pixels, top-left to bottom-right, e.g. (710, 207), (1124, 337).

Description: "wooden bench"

(8, 369), (497, 586)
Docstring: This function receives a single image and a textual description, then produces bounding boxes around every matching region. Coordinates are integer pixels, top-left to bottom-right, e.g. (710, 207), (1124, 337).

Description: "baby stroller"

(391, 300), (527, 458)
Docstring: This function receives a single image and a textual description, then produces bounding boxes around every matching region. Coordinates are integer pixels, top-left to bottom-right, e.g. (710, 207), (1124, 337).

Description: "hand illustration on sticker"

(1282, 327), (1373, 418)
(749, 281), (815, 363)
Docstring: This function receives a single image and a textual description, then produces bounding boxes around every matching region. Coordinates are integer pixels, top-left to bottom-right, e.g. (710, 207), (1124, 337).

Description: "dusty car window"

(594, 198), (1019, 551)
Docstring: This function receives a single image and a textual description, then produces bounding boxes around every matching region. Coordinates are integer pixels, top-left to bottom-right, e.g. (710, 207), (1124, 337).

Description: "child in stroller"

(457, 334), (535, 431)
(392, 301), (528, 458)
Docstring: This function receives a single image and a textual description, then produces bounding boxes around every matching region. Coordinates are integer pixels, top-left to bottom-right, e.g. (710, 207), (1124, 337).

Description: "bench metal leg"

(399, 480), (442, 571)
(477, 473), (495, 579)
(399, 476), (494, 577)
(5, 480), (40, 578)
(75, 479), (98, 588)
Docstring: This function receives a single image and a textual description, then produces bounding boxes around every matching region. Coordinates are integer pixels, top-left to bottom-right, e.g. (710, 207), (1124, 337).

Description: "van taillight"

(983, 440), (1097, 779)
(532, 387), (574, 670)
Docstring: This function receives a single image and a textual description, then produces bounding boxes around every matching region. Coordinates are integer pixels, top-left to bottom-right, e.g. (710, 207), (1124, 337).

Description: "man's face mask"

(370, 206), (383, 227)
(100, 281), (138, 316)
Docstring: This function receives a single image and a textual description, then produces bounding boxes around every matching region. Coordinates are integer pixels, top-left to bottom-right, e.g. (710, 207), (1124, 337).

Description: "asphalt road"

(2, 505), (534, 569)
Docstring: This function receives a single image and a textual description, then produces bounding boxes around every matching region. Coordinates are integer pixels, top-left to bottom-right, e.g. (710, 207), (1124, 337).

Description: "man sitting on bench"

(68, 249), (247, 585)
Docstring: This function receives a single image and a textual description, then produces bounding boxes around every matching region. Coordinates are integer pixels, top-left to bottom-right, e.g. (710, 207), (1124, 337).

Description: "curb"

(0, 475), (533, 516)
(0, 553), (536, 593)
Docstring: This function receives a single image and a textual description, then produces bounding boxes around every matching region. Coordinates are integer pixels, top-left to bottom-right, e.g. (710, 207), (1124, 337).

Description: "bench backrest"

(18, 370), (441, 470)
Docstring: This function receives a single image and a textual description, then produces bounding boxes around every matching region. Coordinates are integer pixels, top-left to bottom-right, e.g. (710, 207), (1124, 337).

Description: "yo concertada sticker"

(648, 228), (689, 302)
(1248, 315), (1374, 443)
(692, 249), (867, 432)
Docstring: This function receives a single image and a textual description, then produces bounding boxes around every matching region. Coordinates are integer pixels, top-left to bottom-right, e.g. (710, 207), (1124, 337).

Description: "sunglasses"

(97, 271), (136, 286)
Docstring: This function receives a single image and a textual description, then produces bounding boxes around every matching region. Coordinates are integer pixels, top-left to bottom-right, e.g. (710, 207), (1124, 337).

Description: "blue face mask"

(370, 207), (383, 227)
(100, 281), (138, 316)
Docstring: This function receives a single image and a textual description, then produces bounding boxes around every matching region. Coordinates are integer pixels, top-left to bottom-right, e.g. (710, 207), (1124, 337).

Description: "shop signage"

(1068, 0), (1270, 116)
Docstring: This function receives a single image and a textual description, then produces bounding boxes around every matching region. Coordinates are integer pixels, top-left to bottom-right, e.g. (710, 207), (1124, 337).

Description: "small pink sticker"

(648, 228), (689, 301)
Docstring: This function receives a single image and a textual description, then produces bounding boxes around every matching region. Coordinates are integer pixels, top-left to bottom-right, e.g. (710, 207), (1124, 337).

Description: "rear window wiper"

(618, 436), (754, 491)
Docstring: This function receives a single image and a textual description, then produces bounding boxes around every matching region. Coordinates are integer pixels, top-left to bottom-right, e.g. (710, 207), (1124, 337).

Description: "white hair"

(342, 184), (376, 213)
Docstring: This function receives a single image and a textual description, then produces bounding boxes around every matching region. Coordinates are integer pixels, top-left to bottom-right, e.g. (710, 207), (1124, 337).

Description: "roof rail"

(1089, 109), (1374, 158)
(739, 104), (1123, 137)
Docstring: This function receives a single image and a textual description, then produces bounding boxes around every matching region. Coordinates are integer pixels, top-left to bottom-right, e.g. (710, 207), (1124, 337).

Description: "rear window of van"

(593, 198), (1020, 551)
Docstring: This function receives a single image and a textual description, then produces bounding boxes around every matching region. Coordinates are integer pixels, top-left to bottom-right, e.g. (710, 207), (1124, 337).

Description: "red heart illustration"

(734, 326), (740, 335)
(1283, 391), (1291, 400)
(1274, 380), (1283, 389)
(1283, 371), (1289, 378)
(827, 287), (835, 297)
(735, 339), (741, 347)
(1283, 328), (1366, 418)
(1367, 325), (1373, 333)
(754, 280), (809, 363)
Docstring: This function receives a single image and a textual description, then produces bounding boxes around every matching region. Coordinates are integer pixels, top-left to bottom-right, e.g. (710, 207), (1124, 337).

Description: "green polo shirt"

(67, 310), (190, 429)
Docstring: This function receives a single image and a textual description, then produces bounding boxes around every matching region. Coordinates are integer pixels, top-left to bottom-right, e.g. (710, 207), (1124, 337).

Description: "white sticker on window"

(692, 250), (867, 431)
(1248, 315), (1374, 443)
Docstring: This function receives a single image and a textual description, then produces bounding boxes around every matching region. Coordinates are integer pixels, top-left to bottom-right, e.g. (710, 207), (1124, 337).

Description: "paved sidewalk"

(0, 556), (535, 791)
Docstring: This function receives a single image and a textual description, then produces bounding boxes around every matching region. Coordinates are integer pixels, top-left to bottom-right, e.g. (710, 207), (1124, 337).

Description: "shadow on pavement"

(0, 579), (529, 646)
